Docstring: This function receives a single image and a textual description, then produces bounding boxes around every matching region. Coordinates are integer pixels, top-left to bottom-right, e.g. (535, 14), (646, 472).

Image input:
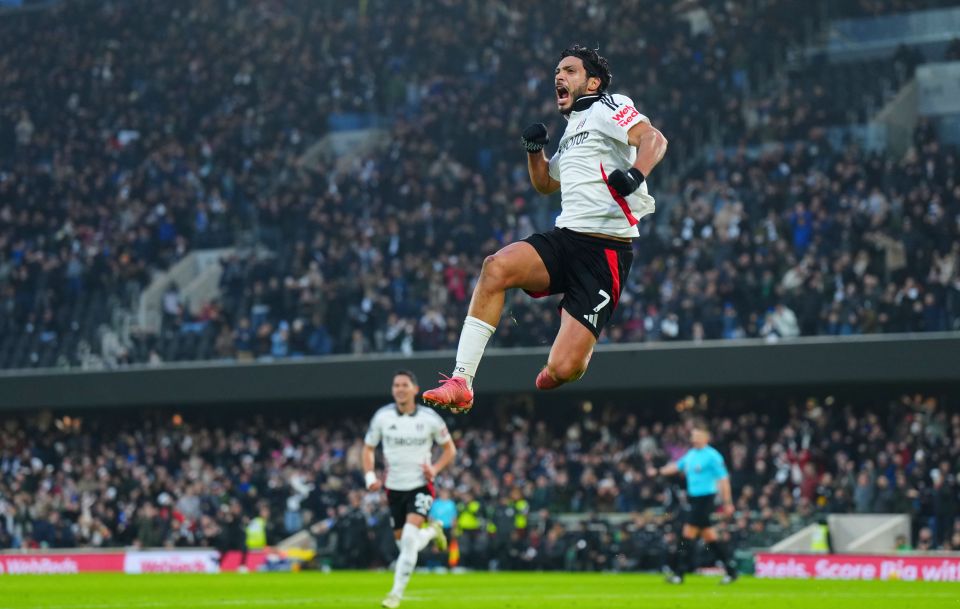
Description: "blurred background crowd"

(1, 391), (957, 569)
(1, 0), (957, 369)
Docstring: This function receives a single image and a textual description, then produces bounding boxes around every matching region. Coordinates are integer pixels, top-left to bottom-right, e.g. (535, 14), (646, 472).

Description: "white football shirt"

(364, 404), (450, 491)
(548, 92), (656, 238)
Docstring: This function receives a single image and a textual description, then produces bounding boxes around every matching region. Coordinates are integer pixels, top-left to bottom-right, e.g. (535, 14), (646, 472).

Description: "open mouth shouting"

(556, 83), (570, 106)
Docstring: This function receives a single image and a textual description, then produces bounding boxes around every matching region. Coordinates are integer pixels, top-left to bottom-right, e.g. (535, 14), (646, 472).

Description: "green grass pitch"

(1, 572), (958, 609)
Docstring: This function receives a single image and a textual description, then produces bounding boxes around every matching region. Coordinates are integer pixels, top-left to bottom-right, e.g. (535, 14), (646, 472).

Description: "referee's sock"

(675, 537), (693, 577)
(707, 541), (737, 577)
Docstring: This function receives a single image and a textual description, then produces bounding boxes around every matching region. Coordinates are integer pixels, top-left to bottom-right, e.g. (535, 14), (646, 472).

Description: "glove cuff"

(522, 139), (545, 153)
(627, 167), (646, 185)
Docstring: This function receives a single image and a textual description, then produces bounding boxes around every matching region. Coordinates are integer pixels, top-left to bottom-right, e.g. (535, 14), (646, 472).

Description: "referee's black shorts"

(686, 493), (717, 529)
(522, 228), (633, 339)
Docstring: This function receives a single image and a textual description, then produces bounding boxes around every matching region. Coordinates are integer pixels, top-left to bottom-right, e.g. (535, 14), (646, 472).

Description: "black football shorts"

(386, 485), (435, 529)
(523, 228), (633, 338)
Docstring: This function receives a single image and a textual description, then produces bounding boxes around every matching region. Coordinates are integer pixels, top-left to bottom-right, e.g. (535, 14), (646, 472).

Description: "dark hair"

(393, 369), (419, 386)
(692, 420), (710, 433)
(560, 44), (612, 92)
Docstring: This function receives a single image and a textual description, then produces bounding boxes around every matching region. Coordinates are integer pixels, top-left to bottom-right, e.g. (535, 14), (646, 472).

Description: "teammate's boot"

(431, 521), (448, 552)
(535, 367), (563, 390)
(422, 375), (473, 414)
(381, 593), (401, 608)
(666, 574), (684, 585)
(720, 572), (739, 585)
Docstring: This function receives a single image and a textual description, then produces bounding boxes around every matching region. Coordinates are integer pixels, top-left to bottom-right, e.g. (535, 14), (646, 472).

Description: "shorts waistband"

(560, 228), (633, 251)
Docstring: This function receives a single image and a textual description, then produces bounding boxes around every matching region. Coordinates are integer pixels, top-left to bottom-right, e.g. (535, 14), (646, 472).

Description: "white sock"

(415, 525), (437, 552)
(453, 316), (496, 388)
(390, 523), (420, 598)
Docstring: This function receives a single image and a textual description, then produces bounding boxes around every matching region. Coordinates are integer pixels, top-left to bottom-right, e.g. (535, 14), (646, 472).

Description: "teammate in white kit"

(424, 45), (668, 413)
(363, 370), (457, 608)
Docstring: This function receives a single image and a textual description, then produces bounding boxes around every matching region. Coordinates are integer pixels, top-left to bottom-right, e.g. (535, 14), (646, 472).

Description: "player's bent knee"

(547, 360), (587, 384)
(480, 252), (524, 290)
(479, 254), (506, 287)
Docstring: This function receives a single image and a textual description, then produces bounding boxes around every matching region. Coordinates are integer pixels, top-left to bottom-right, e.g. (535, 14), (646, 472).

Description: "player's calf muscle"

(468, 261), (508, 321)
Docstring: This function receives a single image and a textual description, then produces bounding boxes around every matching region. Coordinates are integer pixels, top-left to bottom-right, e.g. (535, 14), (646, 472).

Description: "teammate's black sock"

(675, 537), (693, 577)
(707, 541), (736, 577)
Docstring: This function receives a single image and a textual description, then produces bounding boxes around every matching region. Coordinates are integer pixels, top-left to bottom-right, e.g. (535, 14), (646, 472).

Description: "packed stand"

(623, 124), (959, 342)
(0, 0), (829, 369)
(122, 12), (959, 360)
(734, 41), (934, 146)
(0, 0), (309, 368)
(738, 0), (960, 146)
(1, 392), (957, 570)
(140, 122), (960, 361)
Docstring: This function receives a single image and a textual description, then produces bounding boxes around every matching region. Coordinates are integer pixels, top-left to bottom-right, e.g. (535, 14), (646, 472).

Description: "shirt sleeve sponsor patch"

(611, 105), (641, 128)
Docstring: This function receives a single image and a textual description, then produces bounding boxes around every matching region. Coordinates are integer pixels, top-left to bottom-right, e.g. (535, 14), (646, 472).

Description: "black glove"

(606, 167), (645, 197)
(521, 123), (549, 153)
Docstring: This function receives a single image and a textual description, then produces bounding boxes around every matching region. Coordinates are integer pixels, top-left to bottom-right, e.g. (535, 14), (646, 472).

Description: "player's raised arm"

(522, 123), (561, 194)
(605, 120), (668, 198)
(628, 120), (668, 176)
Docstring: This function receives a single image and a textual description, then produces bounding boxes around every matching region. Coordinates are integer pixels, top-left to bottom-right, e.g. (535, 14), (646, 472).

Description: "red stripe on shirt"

(604, 248), (621, 310)
(600, 163), (640, 226)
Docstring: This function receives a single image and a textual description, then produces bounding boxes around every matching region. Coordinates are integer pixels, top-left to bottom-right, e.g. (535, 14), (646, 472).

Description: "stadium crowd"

(1, 393), (957, 570)
(139, 120), (959, 361)
(4, 0), (956, 370)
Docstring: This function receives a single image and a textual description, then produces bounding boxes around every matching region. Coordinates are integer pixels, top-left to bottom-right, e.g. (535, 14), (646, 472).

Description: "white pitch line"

(408, 590), (960, 601)
(9, 589), (958, 609)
